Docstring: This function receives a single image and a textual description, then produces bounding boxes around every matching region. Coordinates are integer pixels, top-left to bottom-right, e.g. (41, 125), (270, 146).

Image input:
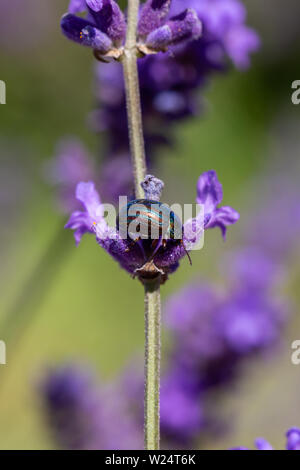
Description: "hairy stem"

(144, 280), (161, 450)
(123, 0), (146, 199)
(123, 0), (161, 450)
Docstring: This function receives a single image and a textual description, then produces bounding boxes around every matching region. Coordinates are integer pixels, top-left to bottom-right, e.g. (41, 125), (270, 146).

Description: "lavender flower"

(139, 2), (202, 52)
(165, 273), (286, 389)
(65, 171), (239, 282)
(41, 364), (142, 450)
(160, 370), (204, 443)
(171, 0), (260, 69)
(232, 428), (300, 450)
(61, 0), (202, 57)
(61, 0), (126, 58)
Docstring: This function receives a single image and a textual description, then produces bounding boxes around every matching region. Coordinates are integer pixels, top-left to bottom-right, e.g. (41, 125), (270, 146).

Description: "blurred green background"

(0, 0), (300, 449)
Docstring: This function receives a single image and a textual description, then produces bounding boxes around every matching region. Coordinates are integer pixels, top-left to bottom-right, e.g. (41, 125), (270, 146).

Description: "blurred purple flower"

(222, 247), (281, 293)
(171, 0), (260, 69)
(286, 428), (300, 451)
(165, 274), (286, 388)
(41, 364), (142, 450)
(160, 370), (204, 443)
(44, 138), (95, 213)
(232, 428), (300, 450)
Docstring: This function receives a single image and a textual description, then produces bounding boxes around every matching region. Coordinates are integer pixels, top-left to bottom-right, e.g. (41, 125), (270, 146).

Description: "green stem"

(144, 280), (161, 450)
(122, 0), (161, 450)
(123, 0), (146, 199)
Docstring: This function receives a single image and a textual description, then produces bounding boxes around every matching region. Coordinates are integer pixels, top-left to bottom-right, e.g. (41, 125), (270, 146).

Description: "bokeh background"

(0, 0), (300, 449)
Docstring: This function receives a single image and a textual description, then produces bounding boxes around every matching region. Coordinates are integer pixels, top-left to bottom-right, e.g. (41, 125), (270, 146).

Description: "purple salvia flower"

(197, 170), (239, 239)
(138, 0), (172, 37)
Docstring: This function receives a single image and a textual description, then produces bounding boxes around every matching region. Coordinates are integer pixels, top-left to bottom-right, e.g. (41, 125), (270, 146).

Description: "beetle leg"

(125, 236), (141, 252)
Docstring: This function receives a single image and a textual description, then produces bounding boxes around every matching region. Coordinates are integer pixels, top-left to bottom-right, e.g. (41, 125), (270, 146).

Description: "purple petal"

(86, 0), (126, 42)
(183, 214), (204, 250)
(86, 0), (103, 11)
(80, 25), (112, 52)
(196, 170), (223, 213)
(76, 181), (103, 221)
(65, 210), (95, 246)
(68, 0), (87, 13)
(146, 25), (172, 50)
(255, 438), (273, 450)
(205, 206), (240, 239)
(65, 182), (104, 245)
(225, 25), (260, 69)
(166, 9), (202, 45)
(60, 13), (95, 44)
(286, 428), (300, 450)
(138, 0), (171, 37)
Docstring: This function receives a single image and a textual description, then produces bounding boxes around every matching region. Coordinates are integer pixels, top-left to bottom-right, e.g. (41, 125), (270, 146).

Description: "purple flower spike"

(86, 0), (126, 43)
(196, 170), (239, 239)
(146, 9), (202, 51)
(138, 0), (172, 37)
(286, 428), (300, 450)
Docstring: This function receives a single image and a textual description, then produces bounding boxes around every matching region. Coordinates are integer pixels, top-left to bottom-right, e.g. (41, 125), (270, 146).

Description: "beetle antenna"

(185, 248), (192, 265)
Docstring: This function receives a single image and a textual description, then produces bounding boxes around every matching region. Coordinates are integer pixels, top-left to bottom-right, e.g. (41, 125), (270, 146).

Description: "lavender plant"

(50, 0), (259, 206)
(58, 0), (243, 449)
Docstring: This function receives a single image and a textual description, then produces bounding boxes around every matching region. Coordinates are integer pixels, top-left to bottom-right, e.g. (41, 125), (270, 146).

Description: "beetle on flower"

(65, 171), (239, 284)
